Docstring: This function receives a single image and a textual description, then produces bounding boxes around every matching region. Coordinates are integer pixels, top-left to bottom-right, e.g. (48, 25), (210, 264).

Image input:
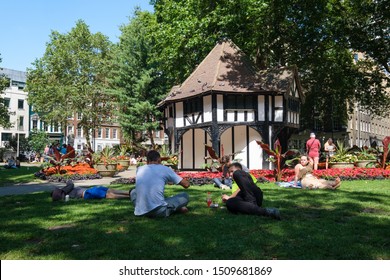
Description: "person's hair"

(146, 150), (161, 162)
(327, 138), (333, 144)
(221, 155), (230, 164)
(228, 162), (242, 170)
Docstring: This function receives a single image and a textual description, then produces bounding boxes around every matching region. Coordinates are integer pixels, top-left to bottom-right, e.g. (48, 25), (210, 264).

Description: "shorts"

(83, 186), (109, 199)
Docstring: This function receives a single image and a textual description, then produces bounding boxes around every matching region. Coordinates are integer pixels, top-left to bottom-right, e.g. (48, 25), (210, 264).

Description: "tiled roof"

(160, 40), (299, 106)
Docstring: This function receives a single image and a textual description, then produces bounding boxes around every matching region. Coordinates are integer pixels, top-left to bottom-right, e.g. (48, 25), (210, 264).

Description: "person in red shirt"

(306, 132), (321, 170)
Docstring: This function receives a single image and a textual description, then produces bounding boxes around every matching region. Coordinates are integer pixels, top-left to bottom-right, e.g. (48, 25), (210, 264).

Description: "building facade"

(1, 68), (123, 155)
(0, 68), (29, 155)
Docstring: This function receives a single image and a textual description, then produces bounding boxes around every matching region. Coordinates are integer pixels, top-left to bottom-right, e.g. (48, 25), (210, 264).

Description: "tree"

(0, 55), (12, 128)
(110, 10), (165, 147)
(28, 130), (49, 154)
(5, 135), (31, 154)
(26, 20), (115, 147)
(149, 0), (390, 127)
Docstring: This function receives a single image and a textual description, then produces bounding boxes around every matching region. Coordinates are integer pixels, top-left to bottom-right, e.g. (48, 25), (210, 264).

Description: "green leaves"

(26, 20), (114, 144)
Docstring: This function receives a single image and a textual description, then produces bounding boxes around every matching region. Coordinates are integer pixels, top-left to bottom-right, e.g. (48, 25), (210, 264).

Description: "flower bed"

(34, 163), (102, 182)
(174, 167), (390, 185)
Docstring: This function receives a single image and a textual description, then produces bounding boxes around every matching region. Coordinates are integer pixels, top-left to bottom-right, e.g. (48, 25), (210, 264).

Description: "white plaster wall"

(217, 95), (224, 122)
(175, 102), (184, 128)
(194, 129), (206, 169)
(227, 110), (234, 122)
(248, 128), (262, 169)
(182, 129), (193, 168)
(232, 126), (248, 167)
(258, 95), (265, 121)
(203, 95), (212, 122)
(220, 128), (233, 156)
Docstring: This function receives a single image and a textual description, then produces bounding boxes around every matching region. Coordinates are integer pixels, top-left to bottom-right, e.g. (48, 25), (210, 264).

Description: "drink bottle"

(206, 192), (212, 207)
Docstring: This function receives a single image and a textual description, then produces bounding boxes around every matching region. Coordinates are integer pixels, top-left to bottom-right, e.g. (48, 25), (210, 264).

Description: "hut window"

(225, 95), (255, 110)
(184, 97), (203, 115)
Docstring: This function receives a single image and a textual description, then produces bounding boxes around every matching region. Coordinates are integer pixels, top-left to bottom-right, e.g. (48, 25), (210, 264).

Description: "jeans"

(130, 190), (189, 217)
(213, 177), (232, 188)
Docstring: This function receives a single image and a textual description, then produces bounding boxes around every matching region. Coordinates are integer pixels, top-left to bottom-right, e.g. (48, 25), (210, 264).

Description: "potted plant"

(116, 145), (130, 170)
(355, 148), (377, 168)
(93, 146), (117, 177)
(329, 141), (357, 168)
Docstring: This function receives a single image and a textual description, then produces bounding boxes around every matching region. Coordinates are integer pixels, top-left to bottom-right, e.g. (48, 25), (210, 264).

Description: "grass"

(0, 180), (389, 260)
(0, 166), (42, 186)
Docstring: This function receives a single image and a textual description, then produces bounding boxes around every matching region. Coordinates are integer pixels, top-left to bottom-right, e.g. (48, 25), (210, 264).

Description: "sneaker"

(265, 208), (281, 220)
(220, 184), (230, 190)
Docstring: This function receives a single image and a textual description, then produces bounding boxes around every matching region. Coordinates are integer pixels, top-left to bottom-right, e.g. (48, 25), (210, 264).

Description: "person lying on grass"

(130, 150), (190, 218)
(221, 162), (281, 220)
(51, 180), (129, 201)
(294, 155), (341, 190)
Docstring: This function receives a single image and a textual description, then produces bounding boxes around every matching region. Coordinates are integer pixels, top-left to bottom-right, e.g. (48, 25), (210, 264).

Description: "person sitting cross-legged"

(130, 150), (191, 218)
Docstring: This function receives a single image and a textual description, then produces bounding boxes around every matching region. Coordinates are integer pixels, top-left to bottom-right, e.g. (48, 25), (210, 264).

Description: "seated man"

(130, 150), (190, 218)
(51, 180), (129, 201)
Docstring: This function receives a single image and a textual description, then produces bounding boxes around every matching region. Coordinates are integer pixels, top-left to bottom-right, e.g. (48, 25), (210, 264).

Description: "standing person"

(294, 155), (341, 189)
(306, 132), (321, 170)
(324, 138), (336, 169)
(222, 169), (281, 220)
(130, 150), (190, 218)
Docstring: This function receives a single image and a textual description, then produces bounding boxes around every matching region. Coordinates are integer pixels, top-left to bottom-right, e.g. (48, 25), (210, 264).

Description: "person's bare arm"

(179, 179), (190, 189)
(222, 189), (240, 202)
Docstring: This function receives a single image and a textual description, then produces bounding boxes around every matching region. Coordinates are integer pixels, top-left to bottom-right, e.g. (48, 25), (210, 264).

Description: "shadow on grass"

(0, 181), (389, 260)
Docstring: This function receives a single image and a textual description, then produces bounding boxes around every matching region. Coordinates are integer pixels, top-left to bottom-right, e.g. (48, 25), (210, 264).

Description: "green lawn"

(0, 166), (42, 186)
(0, 180), (389, 260)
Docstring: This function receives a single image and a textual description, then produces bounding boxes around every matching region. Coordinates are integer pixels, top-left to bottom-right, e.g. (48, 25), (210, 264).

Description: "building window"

(183, 97), (203, 115)
(1, 132), (12, 142)
(225, 95), (255, 110)
(68, 126), (73, 134)
(98, 128), (102, 138)
(3, 98), (10, 108)
(105, 128), (110, 139)
(18, 99), (24, 109)
(32, 120), (38, 129)
(18, 116), (24, 130)
(77, 112), (82, 120)
(113, 129), (117, 139)
(77, 127), (82, 137)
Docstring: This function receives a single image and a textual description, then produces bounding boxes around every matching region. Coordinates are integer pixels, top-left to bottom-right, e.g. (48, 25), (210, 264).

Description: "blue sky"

(0, 0), (153, 72)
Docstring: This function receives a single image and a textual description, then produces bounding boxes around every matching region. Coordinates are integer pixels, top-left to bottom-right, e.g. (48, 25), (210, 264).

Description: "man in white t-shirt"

(130, 150), (190, 217)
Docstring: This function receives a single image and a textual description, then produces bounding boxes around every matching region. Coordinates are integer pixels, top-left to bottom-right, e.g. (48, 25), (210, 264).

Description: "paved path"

(0, 167), (137, 197)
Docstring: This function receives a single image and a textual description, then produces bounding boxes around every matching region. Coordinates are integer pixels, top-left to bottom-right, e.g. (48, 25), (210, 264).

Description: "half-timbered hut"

(158, 40), (304, 170)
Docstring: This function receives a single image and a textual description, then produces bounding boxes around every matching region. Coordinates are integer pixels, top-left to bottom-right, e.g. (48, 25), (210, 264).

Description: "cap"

(310, 132), (315, 138)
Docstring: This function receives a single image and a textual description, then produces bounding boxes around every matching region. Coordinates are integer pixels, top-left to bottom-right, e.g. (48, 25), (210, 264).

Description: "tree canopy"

(110, 9), (166, 147)
(26, 20), (115, 146)
(146, 0), (390, 127)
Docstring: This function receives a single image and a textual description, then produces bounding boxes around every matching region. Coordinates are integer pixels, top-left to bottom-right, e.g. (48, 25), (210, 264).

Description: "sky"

(0, 0), (153, 72)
